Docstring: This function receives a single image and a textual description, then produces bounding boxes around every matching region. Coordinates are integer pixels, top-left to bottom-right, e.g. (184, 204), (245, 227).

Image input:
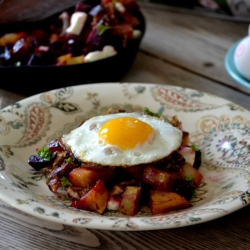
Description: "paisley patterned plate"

(0, 82), (250, 231)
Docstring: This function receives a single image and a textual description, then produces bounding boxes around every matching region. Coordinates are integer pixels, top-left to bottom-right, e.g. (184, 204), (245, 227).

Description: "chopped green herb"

(144, 107), (160, 118)
(190, 144), (199, 151)
(192, 190), (198, 198)
(61, 176), (72, 187)
(98, 24), (111, 36)
(37, 147), (52, 161)
(66, 157), (73, 164)
(185, 174), (194, 181)
(112, 0), (117, 5)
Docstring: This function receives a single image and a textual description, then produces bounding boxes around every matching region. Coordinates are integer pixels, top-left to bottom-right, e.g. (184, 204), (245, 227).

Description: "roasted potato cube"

(70, 180), (108, 214)
(119, 186), (141, 216)
(68, 166), (115, 188)
(180, 162), (203, 188)
(142, 165), (180, 191)
(149, 190), (191, 215)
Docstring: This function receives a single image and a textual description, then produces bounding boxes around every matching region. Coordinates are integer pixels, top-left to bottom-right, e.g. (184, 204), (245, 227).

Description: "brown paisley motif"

(0, 145), (13, 158)
(0, 115), (10, 135)
(0, 156), (5, 170)
(151, 86), (220, 111)
(17, 103), (51, 147)
(40, 87), (74, 105)
(40, 92), (58, 105)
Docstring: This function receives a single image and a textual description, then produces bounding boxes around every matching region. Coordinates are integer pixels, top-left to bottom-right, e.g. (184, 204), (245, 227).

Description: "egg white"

(61, 112), (183, 167)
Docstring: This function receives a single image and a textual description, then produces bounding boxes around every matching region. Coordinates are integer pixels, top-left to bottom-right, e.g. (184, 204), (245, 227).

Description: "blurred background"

(1, 0), (250, 25)
(138, 0), (250, 22)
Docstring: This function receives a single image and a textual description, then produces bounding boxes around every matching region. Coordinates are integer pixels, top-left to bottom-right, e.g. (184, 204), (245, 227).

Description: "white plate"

(0, 82), (250, 231)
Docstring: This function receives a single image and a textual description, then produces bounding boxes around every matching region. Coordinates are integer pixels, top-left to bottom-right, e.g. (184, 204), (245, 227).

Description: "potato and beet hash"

(28, 108), (203, 216)
(0, 0), (143, 67)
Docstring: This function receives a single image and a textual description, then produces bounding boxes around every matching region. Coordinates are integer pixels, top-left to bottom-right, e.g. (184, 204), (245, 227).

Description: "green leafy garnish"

(144, 107), (160, 118)
(185, 174), (194, 181)
(37, 147), (52, 161)
(112, 0), (117, 4)
(65, 157), (73, 164)
(190, 144), (199, 151)
(192, 190), (198, 198)
(98, 24), (111, 36)
(61, 176), (72, 187)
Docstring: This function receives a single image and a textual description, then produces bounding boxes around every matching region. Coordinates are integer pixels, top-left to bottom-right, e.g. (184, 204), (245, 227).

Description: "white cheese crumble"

(84, 45), (117, 62)
(66, 12), (87, 36)
(115, 2), (126, 13)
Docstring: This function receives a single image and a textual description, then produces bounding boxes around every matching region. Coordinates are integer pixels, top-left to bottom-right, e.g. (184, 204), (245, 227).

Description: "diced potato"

(149, 190), (191, 215)
(70, 180), (108, 214)
(68, 166), (115, 188)
(57, 53), (72, 64)
(109, 185), (125, 196)
(119, 186), (141, 216)
(180, 162), (203, 188)
(142, 165), (180, 191)
(57, 54), (84, 65)
(0, 32), (27, 47)
(66, 55), (84, 65)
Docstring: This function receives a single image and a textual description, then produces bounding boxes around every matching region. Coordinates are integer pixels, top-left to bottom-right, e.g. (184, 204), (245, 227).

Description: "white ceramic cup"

(234, 24), (250, 81)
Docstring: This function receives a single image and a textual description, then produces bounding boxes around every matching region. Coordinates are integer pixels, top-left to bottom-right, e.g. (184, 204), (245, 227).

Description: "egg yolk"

(98, 117), (154, 150)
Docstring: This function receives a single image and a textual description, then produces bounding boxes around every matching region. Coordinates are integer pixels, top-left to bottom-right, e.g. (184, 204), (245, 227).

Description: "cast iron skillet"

(0, 4), (146, 96)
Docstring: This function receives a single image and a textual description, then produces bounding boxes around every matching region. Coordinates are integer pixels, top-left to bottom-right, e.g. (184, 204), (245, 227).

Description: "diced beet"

(28, 152), (56, 171)
(46, 139), (64, 153)
(172, 178), (196, 201)
(193, 150), (202, 170)
(50, 162), (77, 178)
(47, 175), (62, 193)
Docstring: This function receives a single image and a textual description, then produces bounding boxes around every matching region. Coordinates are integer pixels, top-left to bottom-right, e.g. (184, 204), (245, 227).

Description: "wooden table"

(1, 2), (250, 249)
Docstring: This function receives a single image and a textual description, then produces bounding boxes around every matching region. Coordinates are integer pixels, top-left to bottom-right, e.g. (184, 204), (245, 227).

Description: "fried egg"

(61, 112), (183, 167)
